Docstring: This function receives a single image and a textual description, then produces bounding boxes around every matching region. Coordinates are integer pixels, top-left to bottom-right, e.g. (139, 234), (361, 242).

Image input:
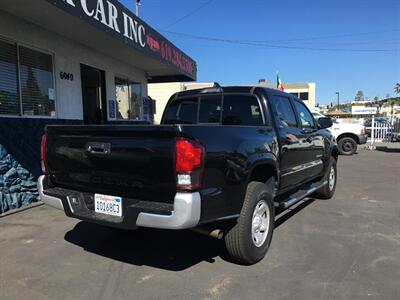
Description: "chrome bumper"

(38, 175), (64, 211)
(37, 175), (201, 230)
(136, 192), (201, 229)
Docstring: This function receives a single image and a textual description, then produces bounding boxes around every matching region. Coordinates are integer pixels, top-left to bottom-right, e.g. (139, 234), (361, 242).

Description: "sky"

(119, 0), (400, 105)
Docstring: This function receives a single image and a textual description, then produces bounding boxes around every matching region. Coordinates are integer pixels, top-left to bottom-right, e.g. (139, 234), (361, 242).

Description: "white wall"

(0, 10), (147, 120)
(148, 82), (183, 124)
(285, 83), (316, 109)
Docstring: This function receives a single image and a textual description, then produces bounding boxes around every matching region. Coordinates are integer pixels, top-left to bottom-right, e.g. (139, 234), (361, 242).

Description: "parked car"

(312, 112), (367, 155)
(38, 86), (338, 265)
(389, 119), (400, 142)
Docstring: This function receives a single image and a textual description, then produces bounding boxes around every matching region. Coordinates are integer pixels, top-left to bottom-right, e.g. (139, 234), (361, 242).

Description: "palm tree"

(385, 98), (400, 124)
(395, 83), (400, 94)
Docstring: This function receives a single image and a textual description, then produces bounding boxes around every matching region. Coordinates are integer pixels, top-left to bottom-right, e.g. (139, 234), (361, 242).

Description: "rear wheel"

(224, 181), (275, 265)
(338, 137), (357, 155)
(314, 156), (337, 199)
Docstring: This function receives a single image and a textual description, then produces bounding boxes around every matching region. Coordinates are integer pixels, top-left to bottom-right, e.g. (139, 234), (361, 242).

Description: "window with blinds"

(0, 39), (55, 117)
(0, 40), (19, 115)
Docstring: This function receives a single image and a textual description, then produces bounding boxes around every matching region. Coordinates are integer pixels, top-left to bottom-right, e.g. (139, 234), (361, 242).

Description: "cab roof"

(174, 85), (287, 98)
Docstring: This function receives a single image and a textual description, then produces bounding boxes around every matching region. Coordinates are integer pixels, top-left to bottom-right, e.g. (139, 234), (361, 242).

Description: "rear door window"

(163, 97), (198, 124)
(222, 95), (264, 126)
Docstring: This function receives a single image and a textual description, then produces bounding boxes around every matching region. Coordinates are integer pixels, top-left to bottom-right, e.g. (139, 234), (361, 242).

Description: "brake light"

(174, 138), (204, 190)
(40, 134), (48, 175)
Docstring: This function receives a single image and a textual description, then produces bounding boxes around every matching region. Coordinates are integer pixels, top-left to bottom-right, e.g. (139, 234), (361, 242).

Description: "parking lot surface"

(1, 149), (399, 300)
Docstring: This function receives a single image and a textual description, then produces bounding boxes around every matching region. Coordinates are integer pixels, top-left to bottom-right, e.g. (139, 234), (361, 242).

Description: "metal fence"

(366, 116), (400, 143)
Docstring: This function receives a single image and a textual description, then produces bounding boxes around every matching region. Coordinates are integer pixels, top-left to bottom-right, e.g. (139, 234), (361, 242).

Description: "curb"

(0, 201), (44, 218)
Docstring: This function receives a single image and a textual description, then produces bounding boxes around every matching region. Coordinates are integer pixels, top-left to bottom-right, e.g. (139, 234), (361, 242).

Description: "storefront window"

(115, 78), (142, 120)
(19, 46), (55, 116)
(0, 40), (19, 115)
(0, 39), (55, 117)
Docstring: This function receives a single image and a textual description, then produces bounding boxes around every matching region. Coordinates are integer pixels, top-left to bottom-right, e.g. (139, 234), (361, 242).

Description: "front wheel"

(224, 181), (275, 265)
(338, 137), (357, 155)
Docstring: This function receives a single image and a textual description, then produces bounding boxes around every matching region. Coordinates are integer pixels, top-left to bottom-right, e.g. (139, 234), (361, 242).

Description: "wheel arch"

(337, 132), (359, 144)
(247, 159), (279, 196)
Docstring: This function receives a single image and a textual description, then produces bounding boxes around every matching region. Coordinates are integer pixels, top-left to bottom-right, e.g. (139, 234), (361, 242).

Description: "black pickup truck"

(39, 85), (338, 264)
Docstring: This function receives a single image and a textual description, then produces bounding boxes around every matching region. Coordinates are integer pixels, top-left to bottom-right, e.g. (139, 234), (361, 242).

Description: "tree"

(395, 83), (400, 94)
(377, 101), (384, 115)
(384, 97), (400, 123)
(354, 90), (365, 102)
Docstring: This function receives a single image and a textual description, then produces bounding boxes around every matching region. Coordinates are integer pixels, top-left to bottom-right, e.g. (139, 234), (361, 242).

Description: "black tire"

(224, 181), (275, 265)
(338, 137), (357, 155)
(314, 156), (337, 199)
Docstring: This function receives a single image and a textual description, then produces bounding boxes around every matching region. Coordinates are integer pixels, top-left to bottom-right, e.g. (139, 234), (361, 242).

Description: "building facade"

(149, 82), (316, 124)
(0, 0), (196, 214)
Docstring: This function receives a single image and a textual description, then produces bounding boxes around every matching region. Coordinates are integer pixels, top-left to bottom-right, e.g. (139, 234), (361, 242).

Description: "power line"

(163, 0), (214, 29)
(162, 30), (400, 52)
(258, 29), (400, 43)
(163, 29), (400, 44)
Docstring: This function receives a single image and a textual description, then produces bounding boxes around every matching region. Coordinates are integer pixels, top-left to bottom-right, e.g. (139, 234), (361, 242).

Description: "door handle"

(86, 142), (111, 155)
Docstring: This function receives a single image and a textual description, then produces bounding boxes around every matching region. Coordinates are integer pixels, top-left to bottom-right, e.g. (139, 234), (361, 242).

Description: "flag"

(277, 72), (285, 91)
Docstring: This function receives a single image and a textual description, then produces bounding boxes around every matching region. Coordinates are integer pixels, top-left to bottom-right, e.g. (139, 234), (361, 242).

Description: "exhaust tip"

(209, 229), (224, 239)
(192, 228), (224, 239)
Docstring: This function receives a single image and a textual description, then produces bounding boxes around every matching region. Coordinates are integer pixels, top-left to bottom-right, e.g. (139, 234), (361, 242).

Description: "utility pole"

(336, 92), (340, 110)
(136, 0), (140, 16)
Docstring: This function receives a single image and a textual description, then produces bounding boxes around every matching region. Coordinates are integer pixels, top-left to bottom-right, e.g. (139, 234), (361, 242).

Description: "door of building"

(80, 64), (106, 124)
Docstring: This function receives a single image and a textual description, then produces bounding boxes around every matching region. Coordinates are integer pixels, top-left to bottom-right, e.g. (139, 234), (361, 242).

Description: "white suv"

(312, 112), (368, 155)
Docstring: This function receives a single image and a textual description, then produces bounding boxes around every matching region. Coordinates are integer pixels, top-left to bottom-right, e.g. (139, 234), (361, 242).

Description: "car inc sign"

(48, 0), (196, 79)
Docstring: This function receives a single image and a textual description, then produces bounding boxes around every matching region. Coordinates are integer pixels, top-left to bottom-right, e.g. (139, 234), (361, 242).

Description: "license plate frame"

(94, 193), (122, 217)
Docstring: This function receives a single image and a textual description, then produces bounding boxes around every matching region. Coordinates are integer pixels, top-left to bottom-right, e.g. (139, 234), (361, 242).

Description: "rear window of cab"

(162, 94), (265, 126)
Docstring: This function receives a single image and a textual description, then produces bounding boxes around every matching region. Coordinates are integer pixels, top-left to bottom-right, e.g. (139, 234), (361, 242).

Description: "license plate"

(94, 194), (122, 217)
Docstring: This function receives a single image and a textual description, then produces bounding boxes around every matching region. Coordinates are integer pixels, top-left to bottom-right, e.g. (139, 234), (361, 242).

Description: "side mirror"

(318, 117), (333, 129)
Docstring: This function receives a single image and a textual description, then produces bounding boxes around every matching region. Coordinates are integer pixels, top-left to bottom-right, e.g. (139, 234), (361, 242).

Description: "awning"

(0, 0), (197, 83)
(325, 111), (352, 117)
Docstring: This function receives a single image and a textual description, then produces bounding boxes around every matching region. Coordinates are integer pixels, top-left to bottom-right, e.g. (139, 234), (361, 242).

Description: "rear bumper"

(357, 134), (368, 144)
(37, 175), (201, 230)
(38, 176), (64, 210)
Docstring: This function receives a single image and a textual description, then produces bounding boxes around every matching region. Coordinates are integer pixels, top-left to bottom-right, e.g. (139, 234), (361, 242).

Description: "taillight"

(174, 138), (204, 190)
(40, 134), (48, 175)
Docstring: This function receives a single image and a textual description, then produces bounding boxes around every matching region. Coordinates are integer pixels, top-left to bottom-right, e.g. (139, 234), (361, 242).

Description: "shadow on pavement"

(275, 199), (315, 229)
(64, 198), (316, 270)
(65, 222), (226, 271)
(375, 146), (400, 153)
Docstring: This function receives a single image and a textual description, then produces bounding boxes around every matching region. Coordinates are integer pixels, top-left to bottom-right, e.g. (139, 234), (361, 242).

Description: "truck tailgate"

(45, 125), (183, 204)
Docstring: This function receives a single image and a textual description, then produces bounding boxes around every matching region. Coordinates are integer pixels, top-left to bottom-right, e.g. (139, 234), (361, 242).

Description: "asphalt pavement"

(1, 149), (399, 300)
